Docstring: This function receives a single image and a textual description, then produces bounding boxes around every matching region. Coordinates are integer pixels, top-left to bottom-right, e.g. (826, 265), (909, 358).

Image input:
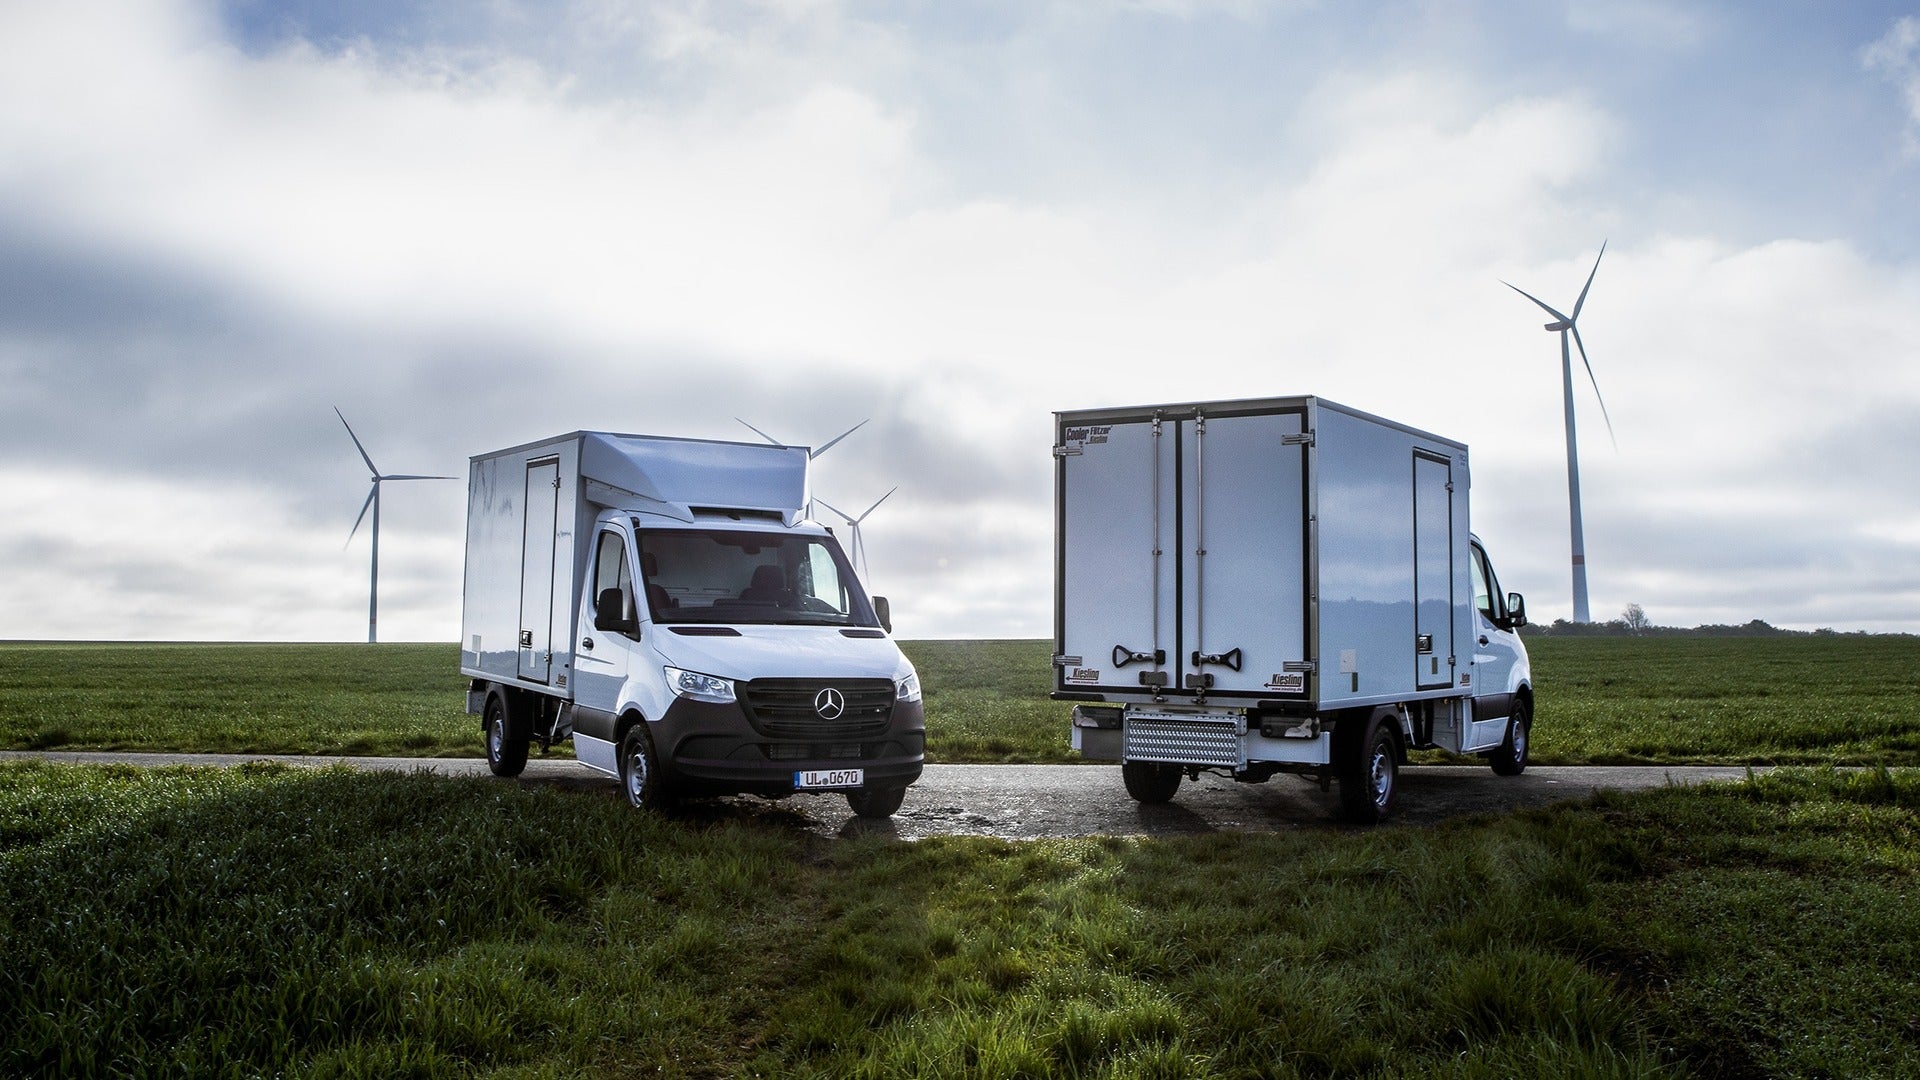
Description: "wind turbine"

(1504, 242), (1616, 624)
(336, 407), (453, 643)
(735, 417), (870, 518)
(816, 488), (897, 585)
(734, 417), (869, 460)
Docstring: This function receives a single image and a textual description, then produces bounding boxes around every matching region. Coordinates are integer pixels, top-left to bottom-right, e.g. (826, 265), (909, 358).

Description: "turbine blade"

(1570, 240), (1607, 322)
(736, 418), (783, 446)
(815, 498), (852, 523)
(1502, 281), (1569, 323)
(335, 406), (378, 475)
(346, 485), (376, 546)
(856, 486), (898, 523)
(810, 419), (870, 459)
(381, 474), (455, 481)
(1570, 326), (1617, 448)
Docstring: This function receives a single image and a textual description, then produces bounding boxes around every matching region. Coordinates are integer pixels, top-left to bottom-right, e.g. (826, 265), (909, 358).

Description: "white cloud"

(1865, 15), (1920, 151)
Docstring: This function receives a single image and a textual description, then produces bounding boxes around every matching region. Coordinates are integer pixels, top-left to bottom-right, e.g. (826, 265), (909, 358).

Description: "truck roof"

(474, 431), (811, 519)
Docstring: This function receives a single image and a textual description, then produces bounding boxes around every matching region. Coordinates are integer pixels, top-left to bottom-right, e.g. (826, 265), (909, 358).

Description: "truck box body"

(460, 431), (922, 817)
(461, 432), (811, 689)
(1054, 395), (1532, 820)
(1056, 395), (1470, 709)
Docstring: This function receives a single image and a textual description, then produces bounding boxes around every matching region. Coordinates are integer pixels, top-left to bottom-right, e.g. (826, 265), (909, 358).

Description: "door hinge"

(1052, 654), (1083, 667)
(1282, 431), (1314, 446)
(1052, 445), (1082, 458)
(1282, 660), (1316, 673)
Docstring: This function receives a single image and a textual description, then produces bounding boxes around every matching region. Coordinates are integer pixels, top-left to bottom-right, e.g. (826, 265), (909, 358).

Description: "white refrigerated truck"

(460, 431), (924, 818)
(1054, 396), (1532, 822)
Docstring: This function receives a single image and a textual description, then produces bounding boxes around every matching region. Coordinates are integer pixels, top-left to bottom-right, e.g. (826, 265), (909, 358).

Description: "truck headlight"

(665, 667), (736, 704)
(896, 671), (922, 703)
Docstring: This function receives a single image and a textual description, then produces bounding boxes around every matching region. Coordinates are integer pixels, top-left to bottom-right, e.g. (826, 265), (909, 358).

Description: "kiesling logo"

(814, 687), (846, 720)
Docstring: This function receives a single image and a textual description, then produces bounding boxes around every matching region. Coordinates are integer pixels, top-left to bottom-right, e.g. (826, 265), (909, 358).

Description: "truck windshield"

(636, 528), (879, 627)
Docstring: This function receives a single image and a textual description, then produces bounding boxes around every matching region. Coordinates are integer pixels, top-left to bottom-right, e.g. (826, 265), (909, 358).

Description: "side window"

(805, 543), (850, 614)
(593, 531), (635, 631)
(1470, 544), (1504, 623)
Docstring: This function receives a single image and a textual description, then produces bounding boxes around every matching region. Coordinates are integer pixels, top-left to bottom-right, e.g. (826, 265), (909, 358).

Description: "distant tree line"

(1519, 603), (1905, 638)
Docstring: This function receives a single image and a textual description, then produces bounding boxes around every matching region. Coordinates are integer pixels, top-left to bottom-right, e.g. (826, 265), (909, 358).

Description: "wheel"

(484, 694), (528, 778)
(1122, 760), (1182, 804)
(846, 784), (908, 819)
(1338, 714), (1399, 824)
(620, 723), (670, 811)
(1487, 698), (1531, 776)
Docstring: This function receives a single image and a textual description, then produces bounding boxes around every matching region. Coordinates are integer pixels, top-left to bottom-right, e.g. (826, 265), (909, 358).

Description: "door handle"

(581, 637), (594, 651)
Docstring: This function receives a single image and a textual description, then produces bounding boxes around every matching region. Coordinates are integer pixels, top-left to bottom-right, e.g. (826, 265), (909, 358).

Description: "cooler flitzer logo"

(814, 687), (846, 720)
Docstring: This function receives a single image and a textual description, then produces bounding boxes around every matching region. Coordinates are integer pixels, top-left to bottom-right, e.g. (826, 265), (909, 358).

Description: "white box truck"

(461, 431), (924, 818)
(1054, 396), (1532, 822)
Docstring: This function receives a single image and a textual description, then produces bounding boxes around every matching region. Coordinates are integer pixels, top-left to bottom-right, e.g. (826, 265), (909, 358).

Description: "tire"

(484, 694), (528, 778)
(1338, 714), (1399, 824)
(1488, 698), (1531, 777)
(1122, 760), (1182, 804)
(846, 784), (908, 819)
(620, 723), (670, 811)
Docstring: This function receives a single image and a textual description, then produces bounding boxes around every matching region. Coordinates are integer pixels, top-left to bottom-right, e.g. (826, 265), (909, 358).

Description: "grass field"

(4, 636), (1919, 766)
(3, 760), (1916, 1077)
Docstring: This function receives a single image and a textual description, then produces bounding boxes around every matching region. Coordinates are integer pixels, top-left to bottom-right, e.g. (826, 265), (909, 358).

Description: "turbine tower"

(1504, 242), (1616, 624)
(816, 488), (897, 585)
(336, 407), (453, 643)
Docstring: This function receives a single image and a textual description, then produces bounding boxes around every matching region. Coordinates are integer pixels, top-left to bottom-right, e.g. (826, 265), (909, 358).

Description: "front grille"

(766, 743), (870, 761)
(742, 678), (895, 739)
(1126, 716), (1243, 767)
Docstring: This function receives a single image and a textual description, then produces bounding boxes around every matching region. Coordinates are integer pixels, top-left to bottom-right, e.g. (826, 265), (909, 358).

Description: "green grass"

(908, 639), (1076, 762)
(1524, 635), (1920, 765)
(0, 642), (480, 757)
(3, 761), (1918, 1077)
(4, 636), (1918, 765)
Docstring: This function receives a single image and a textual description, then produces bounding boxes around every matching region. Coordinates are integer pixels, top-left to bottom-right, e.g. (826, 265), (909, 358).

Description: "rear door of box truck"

(1056, 401), (1311, 704)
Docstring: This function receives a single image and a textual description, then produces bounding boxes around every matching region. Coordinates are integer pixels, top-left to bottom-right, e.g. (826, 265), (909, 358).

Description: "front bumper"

(653, 696), (925, 796)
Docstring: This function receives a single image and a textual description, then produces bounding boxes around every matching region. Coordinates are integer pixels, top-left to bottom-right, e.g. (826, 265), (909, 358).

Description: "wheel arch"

(482, 683), (536, 740)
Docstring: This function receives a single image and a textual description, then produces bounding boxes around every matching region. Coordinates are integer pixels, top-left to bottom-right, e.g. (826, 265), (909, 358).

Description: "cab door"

(1466, 539), (1523, 749)
(574, 526), (637, 725)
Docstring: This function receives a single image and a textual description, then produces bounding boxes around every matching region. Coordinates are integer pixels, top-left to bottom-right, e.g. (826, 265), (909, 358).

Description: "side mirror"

(1506, 592), (1528, 629)
(872, 596), (892, 635)
(594, 587), (637, 635)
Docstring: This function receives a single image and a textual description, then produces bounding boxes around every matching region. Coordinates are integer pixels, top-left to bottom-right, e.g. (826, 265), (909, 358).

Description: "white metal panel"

(1057, 417), (1175, 694)
(1312, 403), (1470, 709)
(461, 435), (581, 687)
(579, 433), (808, 517)
(1179, 409), (1308, 697)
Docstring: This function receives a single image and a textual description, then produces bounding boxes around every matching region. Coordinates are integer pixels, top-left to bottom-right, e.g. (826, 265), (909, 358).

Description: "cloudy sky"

(3, 0), (1919, 641)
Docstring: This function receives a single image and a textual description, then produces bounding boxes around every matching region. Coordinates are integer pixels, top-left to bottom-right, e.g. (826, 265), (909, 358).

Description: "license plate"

(795, 768), (863, 790)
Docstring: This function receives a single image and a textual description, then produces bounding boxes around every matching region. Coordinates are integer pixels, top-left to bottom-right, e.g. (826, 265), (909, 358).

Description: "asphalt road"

(1, 751), (1763, 839)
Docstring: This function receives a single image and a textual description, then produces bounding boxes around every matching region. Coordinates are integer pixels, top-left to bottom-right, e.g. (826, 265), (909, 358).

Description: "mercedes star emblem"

(813, 687), (846, 720)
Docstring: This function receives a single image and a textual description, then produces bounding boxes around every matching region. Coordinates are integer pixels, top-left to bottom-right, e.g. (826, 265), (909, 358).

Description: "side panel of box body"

(1311, 401), (1471, 710)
